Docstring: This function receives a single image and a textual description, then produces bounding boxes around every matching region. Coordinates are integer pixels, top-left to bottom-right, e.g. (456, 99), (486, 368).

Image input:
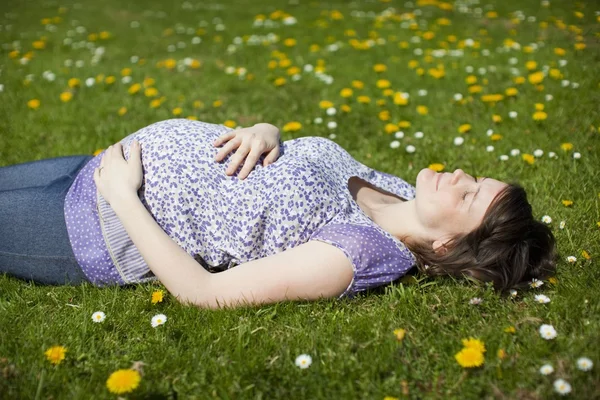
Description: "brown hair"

(402, 183), (558, 296)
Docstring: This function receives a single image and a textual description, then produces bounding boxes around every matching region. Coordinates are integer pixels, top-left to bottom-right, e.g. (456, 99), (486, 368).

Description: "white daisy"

(576, 357), (593, 371)
(486, 145), (494, 152)
(91, 311), (106, 323)
(553, 379), (571, 395)
(533, 149), (544, 157)
(509, 111), (518, 118)
(530, 278), (544, 288)
(573, 152), (581, 159)
(539, 324), (557, 340)
(453, 93), (463, 101)
(499, 155), (509, 161)
(454, 137), (464, 146)
(539, 364), (554, 375)
(509, 289), (518, 297)
(510, 148), (520, 156)
(326, 107), (336, 116)
(327, 121), (337, 129)
(313, 117), (323, 124)
(548, 151), (556, 158)
(486, 129), (494, 137)
(545, 94), (553, 101)
(151, 313), (168, 328)
(414, 131), (424, 139)
(85, 77), (95, 87)
(295, 354), (312, 369)
(390, 140), (400, 149)
(469, 297), (483, 305)
(566, 256), (577, 263)
(394, 131), (404, 139)
(534, 294), (551, 304)
(541, 215), (552, 224)
(418, 89), (427, 96)
(405, 145), (416, 153)
(559, 221), (566, 229)
(328, 133), (336, 140)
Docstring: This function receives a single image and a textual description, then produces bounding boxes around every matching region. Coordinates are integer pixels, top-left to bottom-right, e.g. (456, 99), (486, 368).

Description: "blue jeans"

(0, 155), (94, 285)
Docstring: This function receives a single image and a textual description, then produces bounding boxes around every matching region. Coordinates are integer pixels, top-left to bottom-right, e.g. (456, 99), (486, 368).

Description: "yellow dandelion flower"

(224, 120), (236, 128)
(468, 85), (482, 94)
(279, 59), (292, 68)
(149, 99), (162, 108)
(41, 18), (51, 25)
(373, 63), (387, 72)
(60, 91), (73, 102)
(398, 120), (411, 128)
(492, 114), (502, 123)
(172, 107), (183, 116)
(9, 50), (20, 59)
(190, 59), (201, 69)
(283, 121), (302, 132)
(117, 107), (127, 116)
(88, 33), (98, 41)
(44, 345), (67, 365)
(193, 100), (204, 109)
(458, 124), (471, 134)
(522, 153), (535, 164)
(28, 99), (41, 109)
(283, 38), (296, 47)
(340, 88), (353, 98)
(213, 100), (222, 108)
(533, 111), (547, 121)
(309, 44), (320, 52)
(581, 250), (591, 260)
(497, 349), (507, 360)
(560, 142), (573, 151)
(461, 338), (486, 353)
(423, 31), (435, 40)
(393, 92), (408, 106)
(481, 94), (504, 103)
(104, 76), (116, 84)
(574, 42), (586, 51)
(128, 83), (141, 95)
(378, 110), (391, 121)
(384, 123), (398, 134)
(106, 369), (141, 394)
(525, 61), (537, 71)
(535, 103), (544, 111)
(351, 80), (364, 89)
(561, 200), (573, 207)
(408, 60), (419, 69)
(319, 100), (334, 109)
(491, 134), (502, 141)
(393, 328), (406, 341)
(68, 78), (81, 88)
(144, 87), (158, 97)
(164, 59), (177, 69)
(513, 76), (526, 85)
(33, 40), (46, 50)
(505, 87), (518, 96)
(416, 67), (425, 76)
(187, 115), (198, 120)
(274, 77), (286, 87)
(99, 31), (111, 40)
(465, 75), (477, 85)
(416, 105), (429, 115)
(504, 326), (516, 334)
(554, 47), (566, 56)
(376, 99), (386, 106)
(376, 79), (391, 89)
(121, 68), (132, 76)
(455, 347), (484, 368)
(549, 69), (562, 79)
(340, 104), (351, 113)
(528, 71), (544, 85)
(548, 276), (558, 284)
(286, 66), (300, 76)
(428, 163), (444, 172)
(143, 77), (155, 87)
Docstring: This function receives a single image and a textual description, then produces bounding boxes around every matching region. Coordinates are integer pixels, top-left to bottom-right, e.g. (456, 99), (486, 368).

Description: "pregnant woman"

(0, 119), (557, 309)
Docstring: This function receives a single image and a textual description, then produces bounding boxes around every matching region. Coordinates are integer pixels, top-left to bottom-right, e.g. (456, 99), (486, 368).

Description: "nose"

(450, 169), (466, 184)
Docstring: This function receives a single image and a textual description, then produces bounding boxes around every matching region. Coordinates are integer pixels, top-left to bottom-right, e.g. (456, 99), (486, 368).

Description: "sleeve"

(309, 223), (416, 300)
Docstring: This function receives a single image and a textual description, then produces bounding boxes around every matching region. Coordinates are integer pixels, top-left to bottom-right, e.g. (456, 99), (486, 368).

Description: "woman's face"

(414, 168), (508, 238)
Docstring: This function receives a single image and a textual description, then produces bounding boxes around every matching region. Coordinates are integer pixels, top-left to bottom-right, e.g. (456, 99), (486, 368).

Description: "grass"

(1, 0), (599, 398)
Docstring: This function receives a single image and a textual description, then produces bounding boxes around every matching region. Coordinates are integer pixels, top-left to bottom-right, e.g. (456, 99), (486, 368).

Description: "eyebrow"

(469, 177), (487, 211)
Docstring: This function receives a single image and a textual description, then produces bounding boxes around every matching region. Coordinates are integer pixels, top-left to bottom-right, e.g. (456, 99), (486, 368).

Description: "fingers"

(226, 143), (251, 175)
(213, 131), (236, 147)
(263, 147), (280, 167)
(238, 146), (263, 180)
(215, 137), (241, 162)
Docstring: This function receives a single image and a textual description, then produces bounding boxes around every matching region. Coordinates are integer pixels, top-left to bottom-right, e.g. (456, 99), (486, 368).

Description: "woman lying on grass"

(0, 119), (557, 309)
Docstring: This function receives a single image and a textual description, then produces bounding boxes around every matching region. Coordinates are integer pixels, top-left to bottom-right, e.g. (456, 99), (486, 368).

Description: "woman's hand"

(93, 140), (143, 206)
(213, 123), (281, 180)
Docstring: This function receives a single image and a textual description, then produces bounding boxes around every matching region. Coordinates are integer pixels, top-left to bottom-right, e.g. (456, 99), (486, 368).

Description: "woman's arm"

(111, 193), (212, 306)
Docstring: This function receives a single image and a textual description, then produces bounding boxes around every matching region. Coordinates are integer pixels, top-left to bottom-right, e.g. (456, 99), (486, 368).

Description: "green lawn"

(0, 0), (599, 398)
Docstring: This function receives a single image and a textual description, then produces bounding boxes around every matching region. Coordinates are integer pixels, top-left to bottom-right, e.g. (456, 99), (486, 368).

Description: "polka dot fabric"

(64, 119), (417, 298)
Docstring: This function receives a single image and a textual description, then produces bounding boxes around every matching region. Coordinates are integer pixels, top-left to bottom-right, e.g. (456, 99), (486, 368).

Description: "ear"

(432, 239), (448, 256)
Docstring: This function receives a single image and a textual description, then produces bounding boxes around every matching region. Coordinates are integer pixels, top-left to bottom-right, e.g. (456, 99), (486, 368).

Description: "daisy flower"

(469, 297), (483, 305)
(530, 278), (544, 288)
(539, 364), (554, 375)
(553, 379), (572, 395)
(576, 357), (593, 371)
(541, 215), (552, 224)
(295, 354), (312, 369)
(566, 256), (577, 263)
(534, 294), (551, 304)
(539, 324), (557, 340)
(92, 311), (106, 323)
(151, 314), (167, 328)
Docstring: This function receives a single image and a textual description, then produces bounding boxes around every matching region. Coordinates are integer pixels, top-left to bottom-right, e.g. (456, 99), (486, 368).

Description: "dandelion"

(283, 121), (302, 132)
(539, 364), (554, 375)
(44, 345), (67, 365)
(560, 143), (573, 151)
(373, 64), (387, 72)
(393, 328), (406, 341)
(340, 88), (353, 98)
(106, 369), (142, 394)
(172, 107), (182, 116)
(469, 297), (483, 305)
(28, 99), (41, 109)
(497, 349), (506, 360)
(566, 256), (577, 263)
(539, 324), (557, 340)
(491, 134), (503, 141)
(117, 107), (127, 116)
(462, 338), (486, 353)
(416, 105), (428, 115)
(455, 347), (485, 368)
(528, 71), (544, 85)
(561, 200), (573, 207)
(351, 80), (364, 89)
(295, 354), (312, 369)
(553, 379), (572, 395)
(505, 87), (518, 96)
(357, 95), (371, 104)
(458, 124), (471, 134)
(92, 311), (106, 322)
(534, 294), (551, 304)
(522, 154), (535, 165)
(530, 279), (544, 288)
(428, 163), (444, 172)
(492, 114), (502, 123)
(151, 313), (167, 328)
(68, 78), (81, 88)
(60, 92), (73, 102)
(533, 111), (547, 121)
(274, 77), (286, 86)
(504, 326), (516, 333)
(128, 83), (141, 94)
(576, 357), (593, 371)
